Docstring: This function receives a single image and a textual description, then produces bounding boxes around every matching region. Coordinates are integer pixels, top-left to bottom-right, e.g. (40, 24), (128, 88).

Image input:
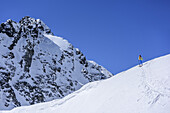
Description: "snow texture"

(0, 16), (113, 110)
(1, 54), (170, 113)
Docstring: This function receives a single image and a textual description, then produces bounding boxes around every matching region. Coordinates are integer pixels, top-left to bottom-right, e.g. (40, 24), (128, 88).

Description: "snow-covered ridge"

(43, 34), (71, 51)
(1, 54), (169, 113)
(0, 16), (113, 110)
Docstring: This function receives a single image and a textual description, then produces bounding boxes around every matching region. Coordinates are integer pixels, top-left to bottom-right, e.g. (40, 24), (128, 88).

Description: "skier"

(138, 55), (143, 67)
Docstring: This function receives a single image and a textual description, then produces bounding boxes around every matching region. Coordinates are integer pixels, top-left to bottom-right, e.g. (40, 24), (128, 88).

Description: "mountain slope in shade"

(1, 54), (169, 113)
(0, 16), (113, 110)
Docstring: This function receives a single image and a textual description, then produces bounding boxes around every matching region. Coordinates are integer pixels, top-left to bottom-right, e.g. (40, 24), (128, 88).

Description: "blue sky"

(1, 0), (170, 74)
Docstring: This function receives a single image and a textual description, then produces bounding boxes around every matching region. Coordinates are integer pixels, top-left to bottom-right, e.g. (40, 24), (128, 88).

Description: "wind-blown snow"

(43, 34), (71, 51)
(1, 54), (170, 113)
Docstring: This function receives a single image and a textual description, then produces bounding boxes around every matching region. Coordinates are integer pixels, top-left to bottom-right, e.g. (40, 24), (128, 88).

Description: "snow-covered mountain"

(1, 54), (170, 113)
(0, 16), (113, 110)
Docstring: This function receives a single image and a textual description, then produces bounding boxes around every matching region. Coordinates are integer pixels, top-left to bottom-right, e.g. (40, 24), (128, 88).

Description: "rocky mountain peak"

(0, 16), (52, 39)
(19, 16), (36, 25)
(0, 17), (113, 110)
(19, 16), (52, 35)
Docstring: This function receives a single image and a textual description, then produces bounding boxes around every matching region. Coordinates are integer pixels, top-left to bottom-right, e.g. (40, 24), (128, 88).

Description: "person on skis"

(138, 55), (143, 67)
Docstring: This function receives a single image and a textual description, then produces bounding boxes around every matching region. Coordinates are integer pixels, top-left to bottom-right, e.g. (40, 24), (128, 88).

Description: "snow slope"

(1, 54), (170, 113)
(0, 16), (112, 110)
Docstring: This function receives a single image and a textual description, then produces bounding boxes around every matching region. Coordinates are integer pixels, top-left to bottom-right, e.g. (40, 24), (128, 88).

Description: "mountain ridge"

(0, 16), (113, 110)
(1, 54), (169, 113)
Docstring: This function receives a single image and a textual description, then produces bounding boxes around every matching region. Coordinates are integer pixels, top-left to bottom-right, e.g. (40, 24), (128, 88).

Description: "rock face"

(0, 16), (113, 110)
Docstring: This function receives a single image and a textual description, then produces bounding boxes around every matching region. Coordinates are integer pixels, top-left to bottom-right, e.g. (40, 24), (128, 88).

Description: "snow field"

(1, 54), (170, 113)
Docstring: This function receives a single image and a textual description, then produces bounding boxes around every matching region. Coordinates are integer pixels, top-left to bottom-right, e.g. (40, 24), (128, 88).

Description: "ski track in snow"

(0, 54), (170, 113)
(141, 63), (170, 98)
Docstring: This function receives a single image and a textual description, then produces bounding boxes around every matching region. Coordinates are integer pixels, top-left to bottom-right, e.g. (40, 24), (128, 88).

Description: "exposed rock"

(0, 16), (113, 110)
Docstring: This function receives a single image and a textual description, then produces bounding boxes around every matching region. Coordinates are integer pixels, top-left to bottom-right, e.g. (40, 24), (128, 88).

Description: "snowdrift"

(1, 54), (170, 113)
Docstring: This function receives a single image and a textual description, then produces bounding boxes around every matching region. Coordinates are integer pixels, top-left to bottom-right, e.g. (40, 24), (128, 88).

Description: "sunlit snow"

(1, 54), (170, 113)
